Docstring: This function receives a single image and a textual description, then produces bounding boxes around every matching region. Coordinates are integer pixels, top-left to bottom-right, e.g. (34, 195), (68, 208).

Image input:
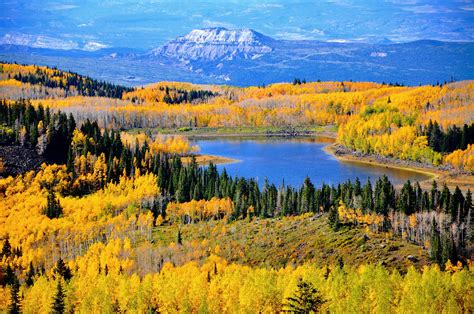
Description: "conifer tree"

(25, 262), (35, 287)
(430, 218), (442, 264)
(284, 279), (325, 313)
(45, 189), (62, 219)
(8, 280), (20, 314)
(1, 238), (11, 258)
(177, 229), (183, 245)
(328, 206), (340, 231)
(52, 281), (65, 314)
(54, 258), (72, 281)
(5, 265), (16, 286)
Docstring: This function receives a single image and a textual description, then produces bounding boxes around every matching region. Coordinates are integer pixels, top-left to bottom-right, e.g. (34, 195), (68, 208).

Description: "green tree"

(54, 258), (72, 281)
(177, 228), (183, 245)
(1, 238), (11, 258)
(52, 281), (65, 314)
(430, 218), (442, 264)
(8, 280), (20, 314)
(5, 265), (16, 286)
(328, 206), (340, 231)
(25, 262), (35, 287)
(362, 179), (373, 212)
(283, 279), (325, 313)
(300, 177), (315, 213)
(44, 189), (63, 219)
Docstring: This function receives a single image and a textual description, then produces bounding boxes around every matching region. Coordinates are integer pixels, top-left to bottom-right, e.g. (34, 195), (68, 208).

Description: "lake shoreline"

(325, 143), (474, 191)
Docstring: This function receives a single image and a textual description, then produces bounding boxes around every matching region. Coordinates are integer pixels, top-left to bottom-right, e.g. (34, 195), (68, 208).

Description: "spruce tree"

(328, 206), (340, 231)
(54, 258), (72, 281)
(1, 238), (11, 258)
(5, 265), (16, 286)
(8, 280), (20, 314)
(362, 179), (373, 212)
(25, 262), (35, 287)
(45, 189), (62, 219)
(177, 229), (182, 245)
(52, 281), (65, 314)
(283, 279), (325, 313)
(430, 218), (442, 264)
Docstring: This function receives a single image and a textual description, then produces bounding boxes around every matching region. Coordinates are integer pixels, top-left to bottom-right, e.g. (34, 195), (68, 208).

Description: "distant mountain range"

(1, 28), (473, 86)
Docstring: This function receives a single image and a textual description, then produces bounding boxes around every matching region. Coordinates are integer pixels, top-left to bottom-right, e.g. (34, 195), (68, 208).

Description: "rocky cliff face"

(150, 27), (274, 61)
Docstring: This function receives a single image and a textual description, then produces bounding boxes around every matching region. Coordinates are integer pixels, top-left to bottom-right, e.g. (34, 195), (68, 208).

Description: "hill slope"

(151, 214), (430, 271)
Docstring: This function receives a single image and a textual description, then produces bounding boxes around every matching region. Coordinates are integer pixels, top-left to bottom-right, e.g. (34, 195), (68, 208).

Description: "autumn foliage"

(0, 62), (473, 312)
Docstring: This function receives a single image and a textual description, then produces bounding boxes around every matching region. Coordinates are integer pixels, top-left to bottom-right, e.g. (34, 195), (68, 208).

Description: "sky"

(0, 0), (473, 50)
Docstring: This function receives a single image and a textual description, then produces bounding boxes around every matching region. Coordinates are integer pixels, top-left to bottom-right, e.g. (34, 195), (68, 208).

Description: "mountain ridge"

(1, 27), (473, 86)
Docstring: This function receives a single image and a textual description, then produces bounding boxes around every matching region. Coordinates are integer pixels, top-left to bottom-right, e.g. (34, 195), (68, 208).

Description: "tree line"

(423, 119), (474, 153)
(2, 62), (133, 98)
(160, 85), (217, 104)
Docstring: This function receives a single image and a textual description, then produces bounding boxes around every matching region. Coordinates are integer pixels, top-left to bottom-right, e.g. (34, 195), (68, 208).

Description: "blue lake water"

(191, 137), (432, 188)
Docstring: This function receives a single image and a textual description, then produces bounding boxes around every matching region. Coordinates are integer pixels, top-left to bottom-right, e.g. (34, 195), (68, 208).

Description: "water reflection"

(191, 137), (432, 188)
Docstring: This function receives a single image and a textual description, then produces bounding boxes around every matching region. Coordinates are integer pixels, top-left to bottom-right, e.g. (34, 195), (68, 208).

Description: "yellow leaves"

(166, 197), (234, 224)
(444, 260), (463, 273)
(121, 132), (199, 156)
(339, 115), (442, 164)
(445, 144), (474, 171)
(155, 214), (164, 226)
(7, 246), (474, 313)
(22, 276), (56, 313)
(338, 82), (471, 167)
(409, 215), (417, 228)
(71, 129), (88, 153)
(149, 135), (199, 155)
(0, 78), (26, 88)
(0, 163), (158, 270)
(338, 202), (384, 230)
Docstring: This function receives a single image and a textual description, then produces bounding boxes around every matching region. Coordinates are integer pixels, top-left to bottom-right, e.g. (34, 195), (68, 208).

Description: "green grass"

(150, 214), (430, 271)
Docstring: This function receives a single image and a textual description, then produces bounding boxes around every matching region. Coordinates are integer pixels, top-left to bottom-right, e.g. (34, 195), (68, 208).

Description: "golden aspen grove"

(0, 57), (473, 314)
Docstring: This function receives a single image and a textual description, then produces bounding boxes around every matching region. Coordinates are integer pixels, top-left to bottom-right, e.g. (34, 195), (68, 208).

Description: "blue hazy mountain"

(1, 28), (472, 86)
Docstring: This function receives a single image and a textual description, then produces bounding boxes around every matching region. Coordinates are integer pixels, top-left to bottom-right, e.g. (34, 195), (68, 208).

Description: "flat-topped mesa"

(150, 27), (275, 61)
(179, 27), (273, 44)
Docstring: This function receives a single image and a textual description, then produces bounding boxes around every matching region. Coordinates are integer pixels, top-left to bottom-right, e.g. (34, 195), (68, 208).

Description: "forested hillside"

(2, 63), (471, 171)
(0, 63), (472, 312)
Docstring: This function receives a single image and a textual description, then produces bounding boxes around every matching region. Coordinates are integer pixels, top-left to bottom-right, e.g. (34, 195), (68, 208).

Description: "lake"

(191, 137), (432, 188)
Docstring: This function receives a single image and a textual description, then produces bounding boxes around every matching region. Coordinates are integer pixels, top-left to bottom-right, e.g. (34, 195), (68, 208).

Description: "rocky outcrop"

(0, 145), (45, 177)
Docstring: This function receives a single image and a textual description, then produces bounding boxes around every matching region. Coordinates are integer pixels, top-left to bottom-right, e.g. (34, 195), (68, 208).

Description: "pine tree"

(362, 179), (373, 212)
(1, 238), (11, 258)
(328, 206), (340, 231)
(283, 279), (325, 313)
(430, 218), (442, 264)
(54, 258), (72, 281)
(429, 121), (443, 152)
(300, 177), (315, 213)
(464, 189), (472, 222)
(52, 281), (65, 314)
(5, 265), (16, 286)
(430, 180), (439, 210)
(177, 229), (182, 245)
(45, 189), (63, 219)
(8, 280), (20, 314)
(25, 261), (35, 287)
